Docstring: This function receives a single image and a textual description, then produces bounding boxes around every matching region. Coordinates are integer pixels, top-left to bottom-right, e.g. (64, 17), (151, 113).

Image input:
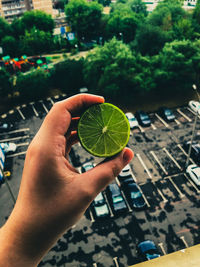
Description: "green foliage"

(134, 24), (170, 55)
(20, 10), (55, 34)
(127, 0), (148, 16)
(97, 0), (111, 7)
(106, 11), (139, 43)
(83, 38), (154, 100)
(0, 17), (12, 43)
(50, 58), (85, 93)
(65, 0), (103, 40)
(154, 39), (200, 95)
(20, 28), (54, 55)
(1, 36), (19, 57)
(0, 69), (12, 97)
(16, 69), (50, 100)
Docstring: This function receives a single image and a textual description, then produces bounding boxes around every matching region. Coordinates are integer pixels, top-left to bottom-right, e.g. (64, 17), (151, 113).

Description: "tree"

(153, 39), (200, 95)
(65, 0), (103, 41)
(0, 69), (12, 98)
(53, 0), (69, 10)
(1, 36), (19, 57)
(133, 23), (170, 55)
(20, 27), (54, 55)
(0, 17), (12, 43)
(20, 10), (55, 34)
(84, 38), (138, 100)
(106, 11), (139, 43)
(16, 69), (50, 100)
(50, 58), (85, 93)
(127, 0), (147, 17)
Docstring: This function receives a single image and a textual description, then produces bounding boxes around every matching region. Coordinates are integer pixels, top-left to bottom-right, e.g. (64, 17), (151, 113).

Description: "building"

(143, 0), (197, 12)
(0, 0), (53, 21)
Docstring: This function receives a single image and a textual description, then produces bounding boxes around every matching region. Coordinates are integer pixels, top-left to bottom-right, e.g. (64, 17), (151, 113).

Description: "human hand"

(0, 94), (133, 266)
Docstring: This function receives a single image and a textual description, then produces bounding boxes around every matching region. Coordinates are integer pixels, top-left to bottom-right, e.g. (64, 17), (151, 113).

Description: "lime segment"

(78, 103), (130, 157)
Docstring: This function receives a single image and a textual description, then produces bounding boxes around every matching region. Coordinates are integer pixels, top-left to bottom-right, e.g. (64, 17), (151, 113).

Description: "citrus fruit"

(78, 103), (130, 157)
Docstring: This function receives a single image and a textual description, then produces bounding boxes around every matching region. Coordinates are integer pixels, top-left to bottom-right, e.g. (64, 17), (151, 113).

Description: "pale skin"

(0, 94), (134, 266)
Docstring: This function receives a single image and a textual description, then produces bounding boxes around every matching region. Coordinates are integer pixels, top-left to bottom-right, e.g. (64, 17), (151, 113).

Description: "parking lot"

(1, 96), (200, 266)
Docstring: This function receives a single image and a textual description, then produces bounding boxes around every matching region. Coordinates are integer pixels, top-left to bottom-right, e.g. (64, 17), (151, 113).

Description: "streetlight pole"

(185, 84), (200, 168)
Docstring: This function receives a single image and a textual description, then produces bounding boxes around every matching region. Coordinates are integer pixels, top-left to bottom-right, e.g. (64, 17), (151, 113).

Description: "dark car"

(135, 111), (151, 127)
(183, 141), (200, 165)
(0, 122), (13, 133)
(107, 183), (127, 213)
(81, 161), (94, 173)
(137, 240), (161, 261)
(158, 107), (175, 122)
(92, 192), (109, 218)
(122, 182), (146, 209)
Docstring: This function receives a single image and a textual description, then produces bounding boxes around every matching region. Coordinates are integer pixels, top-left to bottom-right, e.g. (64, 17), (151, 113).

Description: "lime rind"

(78, 103), (130, 157)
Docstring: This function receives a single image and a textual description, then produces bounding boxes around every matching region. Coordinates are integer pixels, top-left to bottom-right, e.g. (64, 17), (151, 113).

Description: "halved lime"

(78, 103), (130, 157)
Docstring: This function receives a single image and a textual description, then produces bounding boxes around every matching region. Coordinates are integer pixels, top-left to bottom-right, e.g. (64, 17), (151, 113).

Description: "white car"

(189, 100), (200, 114)
(125, 112), (139, 129)
(0, 143), (17, 154)
(186, 164), (200, 186)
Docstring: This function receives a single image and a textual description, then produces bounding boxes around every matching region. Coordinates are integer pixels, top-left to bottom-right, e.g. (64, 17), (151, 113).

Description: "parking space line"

(39, 100), (49, 114)
(1, 114), (7, 119)
(186, 107), (200, 119)
(62, 93), (67, 97)
(120, 190), (132, 212)
(16, 107), (25, 120)
(138, 125), (144, 133)
(54, 95), (59, 99)
(177, 108), (192, 122)
(168, 176), (185, 198)
(30, 102), (39, 117)
(136, 153), (152, 178)
(175, 118), (181, 125)
(150, 151), (168, 175)
(151, 123), (157, 130)
(139, 186), (150, 208)
(177, 144), (195, 164)
(15, 142), (29, 147)
(113, 257), (120, 267)
(22, 104), (27, 108)
(47, 97), (54, 105)
(89, 208), (95, 223)
(184, 174), (200, 193)
(158, 243), (166, 255)
(93, 263), (97, 267)
(0, 128), (30, 136)
(180, 236), (189, 248)
(103, 191), (114, 217)
(153, 181), (168, 203)
(155, 113), (169, 128)
(7, 151), (27, 158)
(0, 135), (29, 142)
(9, 110), (14, 114)
(163, 147), (182, 170)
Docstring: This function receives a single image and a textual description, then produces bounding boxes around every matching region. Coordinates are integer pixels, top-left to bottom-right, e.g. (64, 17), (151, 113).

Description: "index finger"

(59, 93), (105, 116)
(43, 94), (105, 136)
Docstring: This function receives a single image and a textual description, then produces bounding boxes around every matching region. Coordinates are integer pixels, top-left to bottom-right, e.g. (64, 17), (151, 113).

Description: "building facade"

(0, 0), (53, 21)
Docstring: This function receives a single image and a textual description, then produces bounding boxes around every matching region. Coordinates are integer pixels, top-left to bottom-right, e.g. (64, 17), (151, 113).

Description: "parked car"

(137, 240), (161, 261)
(189, 100), (200, 114)
(107, 183), (127, 213)
(125, 112), (139, 129)
(158, 107), (175, 122)
(122, 182), (146, 209)
(186, 164), (200, 186)
(0, 123), (13, 132)
(92, 192), (109, 218)
(183, 141), (200, 165)
(135, 111), (151, 127)
(81, 161), (94, 173)
(0, 143), (17, 154)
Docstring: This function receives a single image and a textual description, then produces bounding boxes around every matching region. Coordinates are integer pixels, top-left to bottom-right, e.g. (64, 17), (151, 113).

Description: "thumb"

(82, 147), (134, 195)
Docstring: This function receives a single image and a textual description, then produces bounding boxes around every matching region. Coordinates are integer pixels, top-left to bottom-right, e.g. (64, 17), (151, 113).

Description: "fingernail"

(123, 148), (133, 163)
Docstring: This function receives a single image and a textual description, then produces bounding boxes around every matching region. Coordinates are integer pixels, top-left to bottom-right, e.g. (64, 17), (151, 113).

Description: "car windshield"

(131, 191), (141, 199)
(141, 113), (148, 120)
(165, 109), (172, 116)
(130, 117), (136, 121)
(113, 196), (123, 204)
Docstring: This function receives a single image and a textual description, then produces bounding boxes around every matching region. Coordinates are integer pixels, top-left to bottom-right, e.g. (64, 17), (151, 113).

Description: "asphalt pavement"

(0, 96), (200, 266)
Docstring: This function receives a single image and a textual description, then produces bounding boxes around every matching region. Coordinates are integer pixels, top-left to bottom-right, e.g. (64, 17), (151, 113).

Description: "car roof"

(108, 183), (121, 195)
(138, 240), (157, 252)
